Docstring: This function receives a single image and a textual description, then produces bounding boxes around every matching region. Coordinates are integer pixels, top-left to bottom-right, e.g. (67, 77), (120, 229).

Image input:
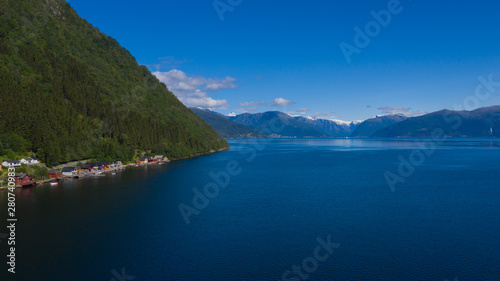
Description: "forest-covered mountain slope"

(0, 0), (228, 166)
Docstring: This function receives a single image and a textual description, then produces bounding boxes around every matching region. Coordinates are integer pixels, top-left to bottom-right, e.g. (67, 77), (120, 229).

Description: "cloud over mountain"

(269, 98), (295, 107)
(287, 108), (310, 115)
(378, 106), (426, 116)
(238, 101), (267, 107)
(153, 69), (237, 109)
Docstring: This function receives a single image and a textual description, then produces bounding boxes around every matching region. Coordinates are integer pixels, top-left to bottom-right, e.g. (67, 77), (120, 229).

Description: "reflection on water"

(234, 137), (500, 151)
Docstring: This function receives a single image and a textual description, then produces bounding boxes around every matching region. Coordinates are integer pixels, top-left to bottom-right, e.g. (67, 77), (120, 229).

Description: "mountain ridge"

(372, 105), (500, 137)
(350, 114), (408, 137)
(190, 108), (265, 139)
(204, 105), (500, 138)
(230, 111), (329, 138)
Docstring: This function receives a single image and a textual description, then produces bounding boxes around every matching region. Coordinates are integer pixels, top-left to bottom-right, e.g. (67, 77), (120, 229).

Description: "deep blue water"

(1, 138), (500, 280)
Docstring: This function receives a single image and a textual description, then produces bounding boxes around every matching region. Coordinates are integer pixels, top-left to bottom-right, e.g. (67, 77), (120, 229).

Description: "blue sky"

(69, 0), (500, 121)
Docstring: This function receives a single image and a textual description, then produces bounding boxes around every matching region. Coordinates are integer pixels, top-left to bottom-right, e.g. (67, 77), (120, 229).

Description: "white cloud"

(269, 98), (295, 107)
(238, 101), (266, 107)
(306, 110), (340, 120)
(238, 98), (296, 109)
(153, 69), (236, 109)
(205, 77), (237, 91)
(235, 107), (258, 113)
(295, 108), (309, 113)
(378, 106), (426, 116)
(146, 56), (190, 70)
(287, 108), (310, 115)
(180, 89), (229, 109)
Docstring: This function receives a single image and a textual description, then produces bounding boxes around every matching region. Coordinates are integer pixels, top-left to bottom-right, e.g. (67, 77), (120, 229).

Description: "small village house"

(62, 167), (77, 177)
(79, 164), (95, 173)
(48, 170), (61, 179)
(107, 161), (121, 169)
(96, 162), (107, 170)
(2, 160), (21, 168)
(14, 173), (36, 187)
(20, 157), (40, 165)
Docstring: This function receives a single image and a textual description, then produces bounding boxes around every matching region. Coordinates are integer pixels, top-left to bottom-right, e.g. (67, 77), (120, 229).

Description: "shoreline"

(0, 146), (231, 190)
(169, 146), (230, 161)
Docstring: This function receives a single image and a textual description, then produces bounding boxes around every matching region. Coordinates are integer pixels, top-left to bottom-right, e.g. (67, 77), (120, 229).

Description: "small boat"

(111, 172), (116, 175)
(50, 182), (58, 186)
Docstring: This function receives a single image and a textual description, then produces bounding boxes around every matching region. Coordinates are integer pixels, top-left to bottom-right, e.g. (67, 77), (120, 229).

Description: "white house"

(2, 160), (21, 167)
(20, 157), (40, 165)
(61, 167), (77, 177)
(155, 155), (169, 162)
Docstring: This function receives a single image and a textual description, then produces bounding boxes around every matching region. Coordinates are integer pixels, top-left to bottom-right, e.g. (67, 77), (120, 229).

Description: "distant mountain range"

(193, 109), (361, 138)
(194, 105), (500, 139)
(350, 114), (408, 137)
(372, 105), (500, 137)
(190, 108), (264, 138)
(230, 111), (327, 138)
(293, 116), (360, 137)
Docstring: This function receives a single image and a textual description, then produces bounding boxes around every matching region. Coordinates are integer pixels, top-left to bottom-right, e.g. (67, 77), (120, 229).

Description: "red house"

(14, 173), (36, 187)
(79, 164), (95, 173)
(48, 170), (61, 179)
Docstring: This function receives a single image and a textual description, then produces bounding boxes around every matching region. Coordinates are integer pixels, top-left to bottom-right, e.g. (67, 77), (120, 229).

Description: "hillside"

(230, 111), (328, 138)
(0, 0), (228, 166)
(350, 114), (407, 137)
(372, 106), (500, 137)
(190, 108), (265, 138)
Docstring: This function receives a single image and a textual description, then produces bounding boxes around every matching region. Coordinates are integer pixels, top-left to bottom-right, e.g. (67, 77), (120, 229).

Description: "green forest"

(0, 0), (228, 167)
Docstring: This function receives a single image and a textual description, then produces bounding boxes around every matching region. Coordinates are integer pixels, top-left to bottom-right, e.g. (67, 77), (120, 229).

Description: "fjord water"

(1, 139), (500, 280)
